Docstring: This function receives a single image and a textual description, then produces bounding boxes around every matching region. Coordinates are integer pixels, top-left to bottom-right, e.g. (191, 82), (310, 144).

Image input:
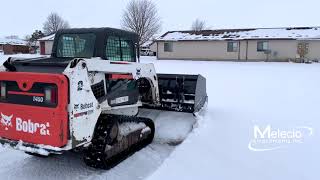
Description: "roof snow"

(0, 38), (27, 46)
(157, 27), (320, 41)
(141, 40), (154, 47)
(38, 34), (55, 41)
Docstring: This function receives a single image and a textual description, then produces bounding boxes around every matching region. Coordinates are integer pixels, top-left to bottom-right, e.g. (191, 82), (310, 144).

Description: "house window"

(257, 41), (269, 52)
(227, 42), (238, 52)
(164, 42), (173, 52)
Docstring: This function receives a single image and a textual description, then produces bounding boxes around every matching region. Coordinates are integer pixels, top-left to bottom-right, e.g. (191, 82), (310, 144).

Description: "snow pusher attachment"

(146, 74), (207, 113)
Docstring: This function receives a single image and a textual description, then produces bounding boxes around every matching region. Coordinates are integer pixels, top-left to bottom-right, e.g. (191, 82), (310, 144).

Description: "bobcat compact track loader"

(0, 27), (207, 169)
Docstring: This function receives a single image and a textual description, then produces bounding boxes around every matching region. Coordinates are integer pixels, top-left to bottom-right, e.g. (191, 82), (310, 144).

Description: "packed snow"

(138, 109), (197, 145)
(0, 54), (320, 180)
(158, 27), (320, 41)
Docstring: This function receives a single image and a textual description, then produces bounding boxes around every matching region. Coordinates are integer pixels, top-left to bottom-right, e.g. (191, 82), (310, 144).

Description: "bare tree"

(121, 0), (161, 45)
(191, 19), (206, 31)
(43, 12), (70, 35)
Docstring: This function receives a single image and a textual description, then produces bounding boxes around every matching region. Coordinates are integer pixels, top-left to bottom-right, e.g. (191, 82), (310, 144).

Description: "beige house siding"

(239, 41), (247, 60)
(150, 43), (157, 52)
(306, 40), (320, 60)
(156, 39), (320, 61)
(45, 41), (54, 55)
(246, 40), (297, 61)
(158, 41), (239, 60)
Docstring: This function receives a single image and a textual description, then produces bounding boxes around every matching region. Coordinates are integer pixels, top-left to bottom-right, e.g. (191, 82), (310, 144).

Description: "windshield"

(56, 33), (96, 58)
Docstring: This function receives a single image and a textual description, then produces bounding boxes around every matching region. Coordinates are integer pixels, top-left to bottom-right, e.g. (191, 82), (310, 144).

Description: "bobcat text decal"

(0, 112), (50, 136)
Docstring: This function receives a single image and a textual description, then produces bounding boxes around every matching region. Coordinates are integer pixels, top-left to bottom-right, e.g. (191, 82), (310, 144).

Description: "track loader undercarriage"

(84, 114), (155, 169)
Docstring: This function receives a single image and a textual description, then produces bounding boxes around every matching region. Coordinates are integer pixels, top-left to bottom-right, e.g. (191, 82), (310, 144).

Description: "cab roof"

(52, 27), (139, 59)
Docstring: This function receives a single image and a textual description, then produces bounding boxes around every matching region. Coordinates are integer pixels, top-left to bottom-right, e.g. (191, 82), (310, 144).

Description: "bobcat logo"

(77, 81), (84, 91)
(1, 113), (13, 130)
(136, 68), (141, 76)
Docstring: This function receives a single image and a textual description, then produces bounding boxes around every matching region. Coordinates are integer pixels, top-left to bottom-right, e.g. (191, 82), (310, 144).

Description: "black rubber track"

(83, 114), (155, 170)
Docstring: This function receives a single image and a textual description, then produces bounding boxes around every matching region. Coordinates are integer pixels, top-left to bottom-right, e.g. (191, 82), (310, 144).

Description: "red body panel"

(0, 72), (69, 147)
(110, 74), (134, 80)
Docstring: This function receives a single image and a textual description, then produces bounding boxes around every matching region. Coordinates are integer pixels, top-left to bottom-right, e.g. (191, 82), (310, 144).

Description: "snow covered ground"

(143, 57), (320, 180)
(0, 54), (320, 180)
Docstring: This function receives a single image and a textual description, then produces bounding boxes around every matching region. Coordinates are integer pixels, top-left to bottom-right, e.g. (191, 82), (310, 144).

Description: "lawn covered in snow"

(0, 54), (319, 180)
(143, 57), (320, 180)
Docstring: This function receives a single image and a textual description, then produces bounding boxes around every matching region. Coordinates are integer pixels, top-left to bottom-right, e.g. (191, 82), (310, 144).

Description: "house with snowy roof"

(0, 37), (29, 55)
(152, 27), (320, 62)
(38, 34), (55, 55)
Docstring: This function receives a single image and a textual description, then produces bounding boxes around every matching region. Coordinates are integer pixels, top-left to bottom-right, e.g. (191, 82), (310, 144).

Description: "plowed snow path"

(0, 108), (196, 180)
(0, 144), (172, 180)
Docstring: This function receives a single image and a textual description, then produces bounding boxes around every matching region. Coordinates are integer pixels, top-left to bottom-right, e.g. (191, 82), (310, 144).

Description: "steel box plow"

(152, 74), (207, 113)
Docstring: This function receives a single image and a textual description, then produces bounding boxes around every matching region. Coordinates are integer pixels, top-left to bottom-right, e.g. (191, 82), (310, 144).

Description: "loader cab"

(52, 28), (141, 107)
(5, 28), (142, 108)
(52, 28), (139, 62)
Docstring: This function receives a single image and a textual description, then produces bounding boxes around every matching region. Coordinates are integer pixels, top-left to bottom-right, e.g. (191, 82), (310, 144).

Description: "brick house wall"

(3, 44), (30, 55)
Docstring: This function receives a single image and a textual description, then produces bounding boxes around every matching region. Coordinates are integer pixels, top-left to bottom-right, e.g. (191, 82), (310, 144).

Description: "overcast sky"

(1, 0), (319, 38)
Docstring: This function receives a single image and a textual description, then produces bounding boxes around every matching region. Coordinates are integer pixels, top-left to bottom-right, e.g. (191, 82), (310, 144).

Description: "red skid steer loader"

(0, 27), (207, 169)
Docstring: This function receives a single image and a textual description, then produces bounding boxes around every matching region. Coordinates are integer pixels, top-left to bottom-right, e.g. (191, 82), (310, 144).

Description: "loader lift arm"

(84, 59), (161, 105)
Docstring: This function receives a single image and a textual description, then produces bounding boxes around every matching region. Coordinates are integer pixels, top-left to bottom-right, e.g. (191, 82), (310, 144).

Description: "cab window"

(106, 36), (135, 62)
(57, 33), (96, 58)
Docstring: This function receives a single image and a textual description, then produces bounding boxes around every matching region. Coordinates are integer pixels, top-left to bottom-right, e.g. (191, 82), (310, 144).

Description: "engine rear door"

(0, 72), (69, 147)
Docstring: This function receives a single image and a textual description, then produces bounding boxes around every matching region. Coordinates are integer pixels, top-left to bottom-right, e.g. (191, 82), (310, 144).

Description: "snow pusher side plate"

(0, 72), (69, 147)
(146, 74), (207, 113)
